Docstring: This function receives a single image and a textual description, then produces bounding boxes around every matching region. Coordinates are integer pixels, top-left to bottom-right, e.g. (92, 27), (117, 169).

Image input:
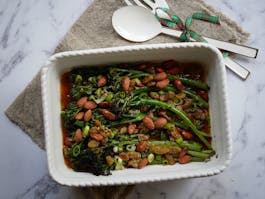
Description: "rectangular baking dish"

(41, 43), (232, 186)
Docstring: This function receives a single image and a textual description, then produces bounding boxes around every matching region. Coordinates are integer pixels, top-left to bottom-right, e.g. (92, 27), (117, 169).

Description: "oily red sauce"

(60, 72), (72, 109)
(60, 72), (72, 168)
(181, 62), (206, 81)
(60, 62), (210, 169)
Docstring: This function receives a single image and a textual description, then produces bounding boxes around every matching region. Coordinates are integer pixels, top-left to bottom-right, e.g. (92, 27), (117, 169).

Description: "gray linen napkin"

(5, 0), (249, 198)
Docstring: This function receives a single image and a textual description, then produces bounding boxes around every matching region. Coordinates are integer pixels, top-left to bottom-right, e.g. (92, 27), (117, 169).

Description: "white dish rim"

(41, 42), (232, 186)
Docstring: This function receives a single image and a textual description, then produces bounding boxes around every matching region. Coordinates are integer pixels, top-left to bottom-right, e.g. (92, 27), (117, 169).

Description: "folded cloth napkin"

(5, 0), (249, 198)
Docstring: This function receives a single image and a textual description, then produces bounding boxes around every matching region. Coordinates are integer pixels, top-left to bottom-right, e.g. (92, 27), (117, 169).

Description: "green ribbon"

(155, 7), (220, 42)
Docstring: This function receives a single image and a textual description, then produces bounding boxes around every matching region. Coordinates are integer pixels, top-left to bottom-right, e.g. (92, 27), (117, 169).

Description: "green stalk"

(108, 113), (146, 127)
(168, 75), (209, 90)
(110, 68), (150, 79)
(191, 157), (206, 162)
(133, 87), (149, 93)
(164, 86), (208, 108)
(148, 140), (179, 146)
(178, 140), (203, 152)
(133, 99), (212, 149)
(183, 90), (208, 108)
(188, 150), (211, 159)
(201, 150), (215, 155)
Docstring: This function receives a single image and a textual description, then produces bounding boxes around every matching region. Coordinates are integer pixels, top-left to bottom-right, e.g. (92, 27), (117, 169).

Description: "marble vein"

(235, 112), (250, 148)
(16, 175), (59, 199)
(257, 84), (265, 95)
(222, 0), (233, 11)
(187, 178), (226, 199)
(1, 1), (21, 48)
(0, 50), (26, 82)
(0, 0), (265, 198)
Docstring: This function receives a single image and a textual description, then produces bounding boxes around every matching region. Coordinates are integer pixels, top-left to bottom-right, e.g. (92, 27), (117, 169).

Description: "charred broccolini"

(61, 61), (214, 176)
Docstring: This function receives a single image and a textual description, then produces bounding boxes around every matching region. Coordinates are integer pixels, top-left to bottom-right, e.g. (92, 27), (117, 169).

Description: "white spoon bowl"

(112, 6), (162, 42)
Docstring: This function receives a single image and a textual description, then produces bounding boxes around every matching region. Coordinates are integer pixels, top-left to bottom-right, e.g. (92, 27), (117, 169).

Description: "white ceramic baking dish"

(41, 43), (232, 186)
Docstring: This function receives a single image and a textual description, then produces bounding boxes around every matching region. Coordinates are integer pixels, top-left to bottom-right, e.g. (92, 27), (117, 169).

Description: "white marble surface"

(0, 0), (264, 198)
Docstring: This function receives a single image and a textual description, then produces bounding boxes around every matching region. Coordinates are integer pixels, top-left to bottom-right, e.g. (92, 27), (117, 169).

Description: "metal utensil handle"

(161, 28), (250, 79)
(161, 27), (258, 58)
(206, 37), (258, 58)
(223, 57), (250, 80)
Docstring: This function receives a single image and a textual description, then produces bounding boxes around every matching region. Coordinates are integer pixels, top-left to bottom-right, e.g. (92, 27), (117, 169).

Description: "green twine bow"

(155, 7), (220, 42)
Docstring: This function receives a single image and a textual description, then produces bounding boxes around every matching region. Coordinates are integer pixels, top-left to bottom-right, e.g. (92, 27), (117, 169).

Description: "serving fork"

(125, 0), (168, 14)
(124, 0), (257, 79)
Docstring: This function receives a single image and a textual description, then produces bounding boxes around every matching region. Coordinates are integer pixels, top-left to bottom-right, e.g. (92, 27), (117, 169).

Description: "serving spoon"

(112, 6), (257, 58)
